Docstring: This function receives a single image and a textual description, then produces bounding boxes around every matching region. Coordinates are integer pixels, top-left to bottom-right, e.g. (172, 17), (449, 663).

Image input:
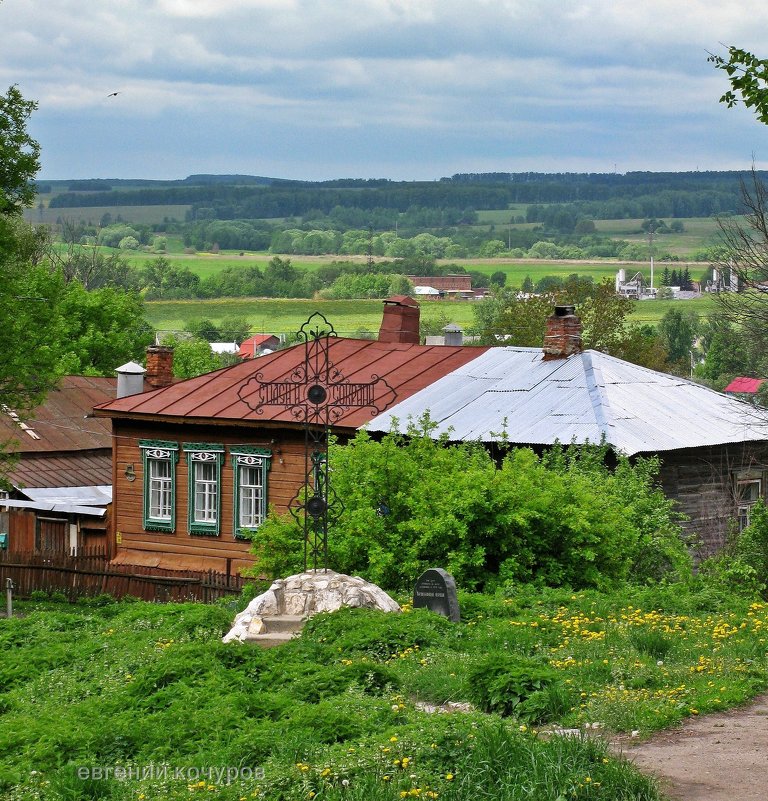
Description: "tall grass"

(2, 586), (767, 799)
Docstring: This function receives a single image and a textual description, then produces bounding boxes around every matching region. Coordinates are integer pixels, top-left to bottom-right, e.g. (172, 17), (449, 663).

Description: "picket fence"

(0, 549), (246, 603)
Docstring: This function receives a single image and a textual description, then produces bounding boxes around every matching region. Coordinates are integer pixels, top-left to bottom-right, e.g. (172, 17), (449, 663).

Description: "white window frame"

(140, 440), (179, 533)
(231, 447), (271, 539)
(184, 444), (224, 536)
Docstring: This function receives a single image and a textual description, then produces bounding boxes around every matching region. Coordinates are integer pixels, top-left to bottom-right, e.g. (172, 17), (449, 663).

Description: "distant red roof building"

(406, 275), (472, 292)
(238, 334), (280, 358)
(723, 377), (766, 395)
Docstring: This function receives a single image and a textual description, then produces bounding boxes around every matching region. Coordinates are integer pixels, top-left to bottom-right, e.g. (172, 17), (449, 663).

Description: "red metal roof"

(95, 338), (488, 429)
(240, 334), (279, 348)
(1, 376), (115, 454)
(238, 334), (280, 358)
(724, 377), (766, 394)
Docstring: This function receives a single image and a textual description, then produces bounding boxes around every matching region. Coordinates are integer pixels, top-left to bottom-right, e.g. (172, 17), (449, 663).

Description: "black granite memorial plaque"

(413, 568), (460, 622)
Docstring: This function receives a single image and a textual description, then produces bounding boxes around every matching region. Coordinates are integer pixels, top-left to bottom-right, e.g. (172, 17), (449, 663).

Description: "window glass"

(194, 461), (218, 523)
(149, 459), (172, 520)
(232, 449), (271, 539)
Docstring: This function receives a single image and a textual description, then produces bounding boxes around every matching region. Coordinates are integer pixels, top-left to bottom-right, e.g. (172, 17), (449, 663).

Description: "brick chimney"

(378, 296), (420, 344)
(145, 345), (174, 389)
(542, 305), (583, 360)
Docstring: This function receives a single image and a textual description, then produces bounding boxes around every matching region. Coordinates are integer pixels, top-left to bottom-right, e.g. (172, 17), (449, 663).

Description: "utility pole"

(648, 224), (655, 291)
(5, 578), (13, 619)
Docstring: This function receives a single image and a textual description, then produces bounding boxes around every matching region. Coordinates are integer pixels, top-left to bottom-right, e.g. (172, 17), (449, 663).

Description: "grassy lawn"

(146, 298), (478, 337)
(2, 586), (766, 800)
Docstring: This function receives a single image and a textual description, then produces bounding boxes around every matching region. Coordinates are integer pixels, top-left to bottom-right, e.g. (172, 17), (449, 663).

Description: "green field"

(74, 243), (711, 287)
(145, 293), (717, 337)
(473, 205), (531, 223)
(24, 204), (192, 226)
(595, 217), (727, 257)
(145, 297), (478, 337)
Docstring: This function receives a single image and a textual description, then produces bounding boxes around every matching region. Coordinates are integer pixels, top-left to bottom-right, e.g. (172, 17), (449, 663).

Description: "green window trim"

(184, 443), (225, 536)
(139, 440), (179, 533)
(231, 447), (272, 540)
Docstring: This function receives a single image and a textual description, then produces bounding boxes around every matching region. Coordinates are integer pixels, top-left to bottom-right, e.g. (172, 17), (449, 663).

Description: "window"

(140, 440), (179, 532)
(232, 447), (271, 539)
(736, 476), (762, 531)
(184, 443), (224, 536)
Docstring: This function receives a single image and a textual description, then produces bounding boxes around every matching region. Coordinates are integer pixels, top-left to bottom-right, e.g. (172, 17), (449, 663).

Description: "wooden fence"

(0, 550), (246, 603)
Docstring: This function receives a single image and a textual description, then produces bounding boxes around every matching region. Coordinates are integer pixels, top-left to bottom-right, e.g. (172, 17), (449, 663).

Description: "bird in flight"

(106, 91), (121, 98)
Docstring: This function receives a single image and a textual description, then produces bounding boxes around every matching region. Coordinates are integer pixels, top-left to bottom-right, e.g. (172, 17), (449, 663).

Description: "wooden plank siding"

(111, 420), (312, 573)
(8, 509), (36, 551)
(655, 442), (768, 558)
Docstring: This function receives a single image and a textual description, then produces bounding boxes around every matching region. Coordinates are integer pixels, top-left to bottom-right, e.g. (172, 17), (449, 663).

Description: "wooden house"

(238, 334), (281, 358)
(94, 299), (486, 574)
(94, 300), (768, 573)
(0, 376), (115, 555)
(368, 306), (768, 556)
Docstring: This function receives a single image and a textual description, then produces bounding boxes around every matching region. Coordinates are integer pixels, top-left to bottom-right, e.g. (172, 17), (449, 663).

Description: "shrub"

(736, 502), (768, 590)
(466, 654), (566, 722)
(249, 429), (691, 592)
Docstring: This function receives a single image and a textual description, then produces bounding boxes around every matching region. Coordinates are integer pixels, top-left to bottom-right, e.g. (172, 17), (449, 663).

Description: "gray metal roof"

(22, 486), (112, 506)
(0, 499), (107, 517)
(365, 347), (768, 456)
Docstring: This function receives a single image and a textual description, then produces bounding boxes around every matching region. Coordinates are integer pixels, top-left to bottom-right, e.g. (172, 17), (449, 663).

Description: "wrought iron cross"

(238, 313), (396, 571)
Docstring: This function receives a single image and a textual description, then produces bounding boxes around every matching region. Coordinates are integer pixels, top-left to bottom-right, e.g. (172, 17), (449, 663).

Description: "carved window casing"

(231, 447), (272, 539)
(140, 440), (179, 533)
(184, 443), (225, 536)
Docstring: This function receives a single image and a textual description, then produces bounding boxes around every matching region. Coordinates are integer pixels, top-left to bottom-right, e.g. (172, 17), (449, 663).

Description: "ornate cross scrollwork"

(237, 312), (397, 571)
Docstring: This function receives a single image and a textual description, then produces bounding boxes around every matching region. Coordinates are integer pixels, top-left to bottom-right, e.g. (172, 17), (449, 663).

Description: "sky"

(3, 0), (768, 182)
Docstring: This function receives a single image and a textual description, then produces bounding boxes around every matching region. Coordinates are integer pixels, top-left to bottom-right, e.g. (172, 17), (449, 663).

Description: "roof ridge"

(581, 351), (612, 443)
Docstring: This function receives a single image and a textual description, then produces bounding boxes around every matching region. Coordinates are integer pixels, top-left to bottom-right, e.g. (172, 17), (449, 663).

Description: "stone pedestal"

(223, 570), (400, 644)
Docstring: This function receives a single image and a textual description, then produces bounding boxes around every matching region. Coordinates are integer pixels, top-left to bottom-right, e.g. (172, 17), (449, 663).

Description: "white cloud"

(3, 0), (768, 178)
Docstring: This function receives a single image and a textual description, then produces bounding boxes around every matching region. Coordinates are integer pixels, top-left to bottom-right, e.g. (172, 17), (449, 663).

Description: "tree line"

(47, 171), (761, 224)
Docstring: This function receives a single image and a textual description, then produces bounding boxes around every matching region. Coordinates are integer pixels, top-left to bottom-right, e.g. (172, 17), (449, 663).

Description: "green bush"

(737, 502), (768, 593)
(250, 427), (691, 592)
(466, 654), (566, 722)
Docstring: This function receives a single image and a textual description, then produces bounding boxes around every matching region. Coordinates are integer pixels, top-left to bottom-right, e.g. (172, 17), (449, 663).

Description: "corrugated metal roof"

(365, 347), (768, 456)
(23, 485), (112, 506)
(8, 453), (113, 490)
(95, 338), (489, 429)
(0, 498), (106, 517)
(0, 376), (115, 454)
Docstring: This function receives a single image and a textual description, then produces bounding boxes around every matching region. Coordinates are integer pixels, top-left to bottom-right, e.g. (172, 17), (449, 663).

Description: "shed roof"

(8, 452), (113, 490)
(724, 377), (766, 394)
(240, 334), (279, 347)
(0, 498), (106, 517)
(23, 485), (112, 506)
(95, 338), (488, 429)
(0, 376), (115, 454)
(365, 347), (768, 456)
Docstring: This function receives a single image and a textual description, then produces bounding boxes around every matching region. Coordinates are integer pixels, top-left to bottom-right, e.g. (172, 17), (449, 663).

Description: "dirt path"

(617, 694), (768, 800)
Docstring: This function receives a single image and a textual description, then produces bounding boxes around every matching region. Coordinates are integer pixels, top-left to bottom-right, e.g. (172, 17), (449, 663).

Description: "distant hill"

(182, 174), (278, 186)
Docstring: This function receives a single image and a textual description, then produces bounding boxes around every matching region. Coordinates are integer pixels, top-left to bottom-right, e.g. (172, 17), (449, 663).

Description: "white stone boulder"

(222, 569), (401, 643)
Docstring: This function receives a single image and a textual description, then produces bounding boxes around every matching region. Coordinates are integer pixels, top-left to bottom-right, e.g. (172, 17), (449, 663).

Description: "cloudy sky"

(3, 0), (768, 181)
